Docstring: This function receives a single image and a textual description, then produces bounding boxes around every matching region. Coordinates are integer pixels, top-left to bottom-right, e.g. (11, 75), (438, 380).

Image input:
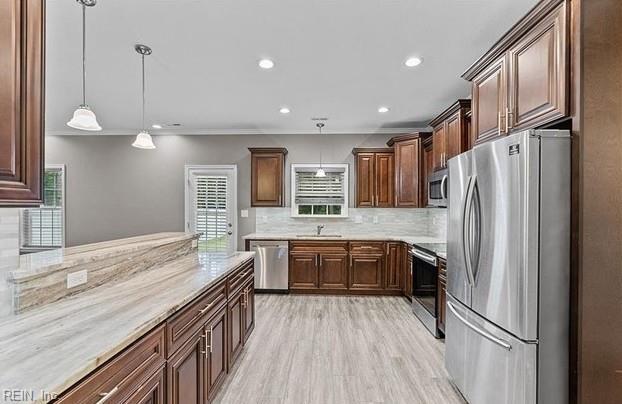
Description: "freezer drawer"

(445, 295), (537, 404)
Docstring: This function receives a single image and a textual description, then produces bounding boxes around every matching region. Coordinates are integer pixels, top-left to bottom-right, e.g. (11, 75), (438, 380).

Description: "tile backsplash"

(255, 208), (447, 239)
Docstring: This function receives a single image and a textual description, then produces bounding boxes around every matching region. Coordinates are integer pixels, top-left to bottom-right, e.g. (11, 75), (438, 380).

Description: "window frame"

(20, 164), (66, 251)
(290, 163), (349, 218)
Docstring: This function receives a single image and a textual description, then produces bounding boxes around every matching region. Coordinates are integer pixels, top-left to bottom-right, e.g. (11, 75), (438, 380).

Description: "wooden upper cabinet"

(429, 100), (471, 168)
(352, 148), (394, 208)
(387, 134), (428, 208)
(421, 137), (434, 207)
(0, 0), (45, 206)
(508, 2), (567, 130)
(463, 0), (569, 146)
(354, 152), (375, 207)
(249, 148), (287, 207)
(471, 57), (507, 145)
(432, 125), (446, 171)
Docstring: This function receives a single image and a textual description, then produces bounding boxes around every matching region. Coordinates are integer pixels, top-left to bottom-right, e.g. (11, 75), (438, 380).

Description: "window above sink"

(291, 164), (349, 218)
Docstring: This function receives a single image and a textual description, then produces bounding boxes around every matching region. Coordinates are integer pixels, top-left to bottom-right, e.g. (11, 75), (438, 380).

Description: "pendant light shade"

(132, 131), (156, 149)
(315, 122), (326, 177)
(132, 44), (156, 149)
(68, 0), (101, 131)
(67, 105), (101, 131)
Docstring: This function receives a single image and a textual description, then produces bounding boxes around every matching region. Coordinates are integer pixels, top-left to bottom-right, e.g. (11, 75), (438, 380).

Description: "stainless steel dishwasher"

(249, 240), (288, 292)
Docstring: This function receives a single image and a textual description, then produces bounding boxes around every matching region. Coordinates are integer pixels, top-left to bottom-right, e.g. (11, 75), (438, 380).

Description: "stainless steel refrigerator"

(445, 129), (570, 404)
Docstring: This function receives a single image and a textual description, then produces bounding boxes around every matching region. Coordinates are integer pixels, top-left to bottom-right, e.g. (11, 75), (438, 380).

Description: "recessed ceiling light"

(151, 124), (162, 129)
(279, 107), (290, 114)
(378, 106), (390, 113)
(404, 57), (423, 67)
(258, 59), (274, 69)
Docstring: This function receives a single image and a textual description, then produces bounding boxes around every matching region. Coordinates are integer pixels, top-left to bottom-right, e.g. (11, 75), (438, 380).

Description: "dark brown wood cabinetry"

(385, 242), (402, 291)
(420, 137), (434, 207)
(429, 100), (471, 170)
(319, 253), (349, 290)
(437, 258), (447, 335)
(249, 148), (287, 207)
(349, 253), (384, 291)
(289, 253), (319, 289)
(403, 247), (413, 299)
(352, 148), (394, 207)
(387, 134), (429, 208)
(58, 258), (255, 404)
(0, 0), (45, 206)
(463, 1), (568, 146)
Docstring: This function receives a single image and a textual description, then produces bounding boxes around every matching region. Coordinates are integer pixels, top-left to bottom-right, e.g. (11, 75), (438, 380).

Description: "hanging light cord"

(317, 123), (324, 168)
(141, 53), (146, 131)
(81, 4), (87, 106)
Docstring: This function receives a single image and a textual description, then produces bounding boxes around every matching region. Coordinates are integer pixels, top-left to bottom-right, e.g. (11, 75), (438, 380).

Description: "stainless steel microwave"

(427, 169), (448, 207)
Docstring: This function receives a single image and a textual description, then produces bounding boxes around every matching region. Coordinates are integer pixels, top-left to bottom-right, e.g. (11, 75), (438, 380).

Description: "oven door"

(428, 169), (448, 207)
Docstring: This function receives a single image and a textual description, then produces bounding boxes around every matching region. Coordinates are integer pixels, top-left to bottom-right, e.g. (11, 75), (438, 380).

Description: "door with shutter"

(186, 166), (237, 254)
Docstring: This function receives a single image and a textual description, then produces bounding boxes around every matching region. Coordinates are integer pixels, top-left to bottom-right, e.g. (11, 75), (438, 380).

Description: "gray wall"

(45, 133), (394, 247)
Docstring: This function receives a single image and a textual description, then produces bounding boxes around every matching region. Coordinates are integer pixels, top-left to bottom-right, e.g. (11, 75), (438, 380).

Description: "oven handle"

(412, 248), (437, 266)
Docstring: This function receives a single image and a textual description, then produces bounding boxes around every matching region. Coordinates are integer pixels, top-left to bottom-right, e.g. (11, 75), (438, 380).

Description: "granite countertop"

(243, 233), (447, 259)
(8, 232), (196, 280)
(0, 251), (254, 404)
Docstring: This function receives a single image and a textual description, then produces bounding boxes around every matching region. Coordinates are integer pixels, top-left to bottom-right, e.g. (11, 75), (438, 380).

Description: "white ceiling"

(45, 0), (538, 136)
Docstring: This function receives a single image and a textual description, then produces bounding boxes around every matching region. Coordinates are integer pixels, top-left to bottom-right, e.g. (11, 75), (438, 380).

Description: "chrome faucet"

(316, 225), (325, 236)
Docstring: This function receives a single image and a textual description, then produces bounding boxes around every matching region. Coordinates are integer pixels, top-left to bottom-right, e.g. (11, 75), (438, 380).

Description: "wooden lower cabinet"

(167, 328), (205, 404)
(289, 253), (319, 289)
(243, 282), (255, 343)
(319, 253), (348, 290)
(349, 254), (384, 291)
(228, 288), (244, 368)
(385, 243), (402, 291)
(125, 367), (166, 404)
(403, 248), (413, 299)
(205, 307), (228, 402)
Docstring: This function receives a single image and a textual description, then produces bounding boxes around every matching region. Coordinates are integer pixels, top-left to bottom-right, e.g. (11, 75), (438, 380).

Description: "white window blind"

(22, 167), (64, 248)
(295, 169), (345, 204)
(194, 175), (228, 252)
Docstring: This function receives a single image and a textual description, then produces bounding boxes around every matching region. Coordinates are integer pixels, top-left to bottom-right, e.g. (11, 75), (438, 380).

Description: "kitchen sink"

(295, 234), (343, 238)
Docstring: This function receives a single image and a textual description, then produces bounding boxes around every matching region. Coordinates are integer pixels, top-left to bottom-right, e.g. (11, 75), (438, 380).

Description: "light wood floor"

(213, 294), (465, 404)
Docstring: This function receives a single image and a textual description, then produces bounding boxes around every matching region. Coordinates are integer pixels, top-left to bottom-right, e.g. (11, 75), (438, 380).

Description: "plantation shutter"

(22, 168), (64, 248)
(194, 175), (228, 252)
(295, 168), (345, 204)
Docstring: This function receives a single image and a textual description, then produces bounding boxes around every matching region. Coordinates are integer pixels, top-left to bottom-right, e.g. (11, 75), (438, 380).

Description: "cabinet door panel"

(508, 3), (567, 130)
(319, 253), (348, 290)
(385, 243), (402, 291)
(445, 112), (464, 161)
(243, 282), (255, 341)
(432, 125), (446, 171)
(421, 140), (434, 207)
(167, 330), (204, 404)
(355, 153), (375, 207)
(374, 153), (394, 207)
(349, 255), (383, 290)
(289, 253), (319, 289)
(124, 367), (165, 404)
(251, 153), (284, 206)
(227, 291), (244, 368)
(472, 56), (507, 145)
(394, 140), (420, 207)
(403, 252), (413, 298)
(0, 0), (44, 206)
(206, 306), (227, 401)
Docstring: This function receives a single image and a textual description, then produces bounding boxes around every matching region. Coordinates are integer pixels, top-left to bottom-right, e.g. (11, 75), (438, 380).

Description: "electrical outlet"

(192, 239), (198, 248)
(240, 209), (249, 218)
(262, 216), (268, 223)
(355, 215), (363, 224)
(373, 216), (379, 224)
(67, 270), (88, 289)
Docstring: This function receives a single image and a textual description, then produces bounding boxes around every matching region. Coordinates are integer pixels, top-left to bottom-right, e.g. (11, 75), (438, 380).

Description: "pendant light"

(315, 123), (326, 177)
(132, 44), (156, 149)
(67, 0), (102, 131)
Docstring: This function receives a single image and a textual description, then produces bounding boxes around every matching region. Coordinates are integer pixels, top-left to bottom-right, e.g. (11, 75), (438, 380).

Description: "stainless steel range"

(411, 245), (441, 338)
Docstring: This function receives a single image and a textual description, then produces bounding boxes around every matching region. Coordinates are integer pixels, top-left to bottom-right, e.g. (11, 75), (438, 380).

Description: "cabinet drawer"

(227, 260), (254, 296)
(166, 280), (227, 355)
(350, 242), (385, 254)
(290, 241), (349, 253)
(56, 325), (166, 404)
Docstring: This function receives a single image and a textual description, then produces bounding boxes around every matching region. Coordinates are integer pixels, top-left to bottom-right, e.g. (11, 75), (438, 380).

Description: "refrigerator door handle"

(462, 176), (476, 286)
(447, 301), (512, 351)
(468, 176), (482, 282)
